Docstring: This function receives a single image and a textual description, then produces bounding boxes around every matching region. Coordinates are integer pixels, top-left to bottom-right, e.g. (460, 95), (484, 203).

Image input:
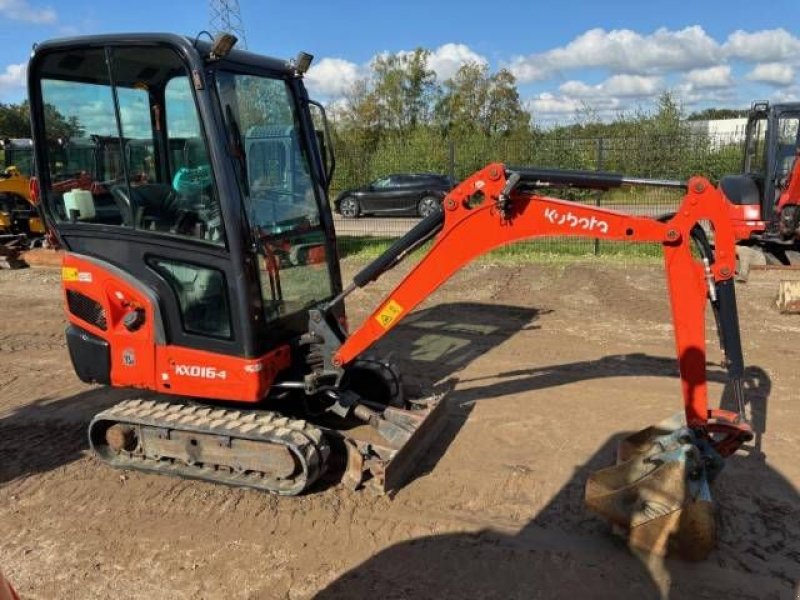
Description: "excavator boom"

(309, 163), (753, 558)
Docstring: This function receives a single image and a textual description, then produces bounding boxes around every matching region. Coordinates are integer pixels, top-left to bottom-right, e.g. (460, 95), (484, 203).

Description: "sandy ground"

(1, 259), (799, 599)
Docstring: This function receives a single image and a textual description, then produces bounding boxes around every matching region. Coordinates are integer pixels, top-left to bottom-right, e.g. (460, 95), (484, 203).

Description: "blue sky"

(1, 0), (798, 124)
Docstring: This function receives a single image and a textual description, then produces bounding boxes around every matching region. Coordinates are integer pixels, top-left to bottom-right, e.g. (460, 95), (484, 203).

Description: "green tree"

(687, 108), (748, 121)
(0, 101), (82, 139)
(435, 63), (529, 136)
(369, 48), (437, 134)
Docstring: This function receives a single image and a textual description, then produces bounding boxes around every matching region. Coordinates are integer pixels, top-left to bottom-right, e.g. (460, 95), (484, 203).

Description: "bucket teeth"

(585, 413), (720, 560)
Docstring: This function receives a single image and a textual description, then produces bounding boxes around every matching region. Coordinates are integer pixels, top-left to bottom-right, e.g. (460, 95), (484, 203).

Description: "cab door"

(32, 44), (252, 395)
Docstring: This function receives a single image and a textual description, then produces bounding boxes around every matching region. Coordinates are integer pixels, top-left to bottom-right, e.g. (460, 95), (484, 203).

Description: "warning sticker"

(61, 266), (79, 281)
(375, 299), (404, 329)
(62, 267), (92, 283)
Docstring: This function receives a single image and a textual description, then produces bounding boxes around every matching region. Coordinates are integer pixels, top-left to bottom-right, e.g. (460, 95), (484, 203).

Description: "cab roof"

(30, 32), (298, 79)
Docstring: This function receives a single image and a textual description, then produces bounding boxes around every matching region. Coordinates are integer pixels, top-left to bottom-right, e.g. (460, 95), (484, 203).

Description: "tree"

(370, 48), (437, 133)
(0, 101), (82, 139)
(485, 69), (530, 135)
(435, 63), (529, 136)
(687, 108), (749, 121)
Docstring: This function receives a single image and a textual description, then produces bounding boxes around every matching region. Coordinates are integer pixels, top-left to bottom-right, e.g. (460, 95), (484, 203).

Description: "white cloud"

(426, 43), (487, 80)
(771, 87), (800, 103)
(724, 29), (800, 63)
(305, 57), (362, 98)
(560, 74), (663, 98)
(306, 43), (487, 99)
(527, 93), (587, 116)
(745, 63), (796, 86)
(510, 26), (721, 82)
(0, 62), (26, 93)
(0, 0), (55, 24)
(297, 27), (800, 124)
(683, 65), (733, 89)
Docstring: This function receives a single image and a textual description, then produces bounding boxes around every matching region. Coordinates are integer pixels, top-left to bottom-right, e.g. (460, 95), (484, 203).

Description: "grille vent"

(66, 290), (107, 330)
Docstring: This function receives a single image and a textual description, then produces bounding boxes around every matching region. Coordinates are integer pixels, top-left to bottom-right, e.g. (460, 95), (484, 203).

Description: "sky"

(0, 0), (798, 125)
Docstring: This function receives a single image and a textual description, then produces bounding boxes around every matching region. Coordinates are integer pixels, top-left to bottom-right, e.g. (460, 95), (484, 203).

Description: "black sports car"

(334, 173), (456, 218)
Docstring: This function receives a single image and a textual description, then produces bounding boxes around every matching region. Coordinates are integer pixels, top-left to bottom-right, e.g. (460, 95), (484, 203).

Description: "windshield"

(215, 71), (333, 321)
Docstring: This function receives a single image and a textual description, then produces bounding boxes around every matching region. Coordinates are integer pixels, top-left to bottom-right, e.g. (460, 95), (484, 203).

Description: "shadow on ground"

(315, 356), (800, 599)
(0, 387), (146, 485)
(0, 302), (544, 490)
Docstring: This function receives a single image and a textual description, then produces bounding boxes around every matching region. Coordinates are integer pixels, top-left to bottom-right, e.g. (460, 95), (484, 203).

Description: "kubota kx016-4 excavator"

(27, 33), (754, 559)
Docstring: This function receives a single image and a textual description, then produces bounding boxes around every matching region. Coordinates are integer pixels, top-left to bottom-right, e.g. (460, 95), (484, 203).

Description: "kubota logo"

(174, 364), (228, 380)
(544, 208), (609, 233)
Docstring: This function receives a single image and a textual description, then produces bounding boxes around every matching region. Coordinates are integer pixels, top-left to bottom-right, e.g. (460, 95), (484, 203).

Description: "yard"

(1, 258), (798, 599)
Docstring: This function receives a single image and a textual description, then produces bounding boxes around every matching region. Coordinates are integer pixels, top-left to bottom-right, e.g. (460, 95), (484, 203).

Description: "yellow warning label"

(375, 299), (404, 329)
(62, 266), (79, 282)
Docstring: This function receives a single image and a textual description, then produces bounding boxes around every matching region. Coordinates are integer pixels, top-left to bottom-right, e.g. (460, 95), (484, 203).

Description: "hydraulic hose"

(352, 210), (445, 288)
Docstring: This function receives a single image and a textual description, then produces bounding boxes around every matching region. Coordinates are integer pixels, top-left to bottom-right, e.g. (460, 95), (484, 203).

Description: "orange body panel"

(153, 344), (291, 402)
(61, 253), (291, 403)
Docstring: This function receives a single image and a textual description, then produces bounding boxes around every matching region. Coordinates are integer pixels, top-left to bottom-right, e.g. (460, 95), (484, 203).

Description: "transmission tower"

(209, 0), (248, 49)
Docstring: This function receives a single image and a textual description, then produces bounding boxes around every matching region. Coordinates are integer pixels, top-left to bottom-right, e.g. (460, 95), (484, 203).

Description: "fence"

(329, 132), (746, 258)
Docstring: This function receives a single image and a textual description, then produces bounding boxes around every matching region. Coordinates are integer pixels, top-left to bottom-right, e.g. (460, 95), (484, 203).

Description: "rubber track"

(89, 399), (329, 495)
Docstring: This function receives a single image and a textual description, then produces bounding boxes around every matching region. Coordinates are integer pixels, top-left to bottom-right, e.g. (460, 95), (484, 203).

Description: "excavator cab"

(28, 33), (443, 495)
(29, 34), (342, 376)
(0, 138), (35, 176)
(725, 102), (800, 245)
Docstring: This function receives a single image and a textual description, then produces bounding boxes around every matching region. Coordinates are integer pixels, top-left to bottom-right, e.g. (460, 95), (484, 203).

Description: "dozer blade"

(330, 394), (449, 495)
(585, 414), (723, 560)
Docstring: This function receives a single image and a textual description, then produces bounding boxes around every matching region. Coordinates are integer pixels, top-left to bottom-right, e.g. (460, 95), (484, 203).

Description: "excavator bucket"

(585, 414), (723, 560)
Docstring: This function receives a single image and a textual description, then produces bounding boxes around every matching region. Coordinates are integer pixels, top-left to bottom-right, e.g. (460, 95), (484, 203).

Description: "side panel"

(154, 344), (291, 402)
(62, 253), (158, 389)
(61, 252), (293, 403)
(726, 204), (766, 240)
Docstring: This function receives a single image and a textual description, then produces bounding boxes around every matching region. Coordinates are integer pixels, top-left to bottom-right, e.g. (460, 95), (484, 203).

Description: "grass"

(337, 235), (664, 266)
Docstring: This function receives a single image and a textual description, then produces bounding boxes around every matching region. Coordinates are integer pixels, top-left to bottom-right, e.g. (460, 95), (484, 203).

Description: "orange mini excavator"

(28, 33), (753, 558)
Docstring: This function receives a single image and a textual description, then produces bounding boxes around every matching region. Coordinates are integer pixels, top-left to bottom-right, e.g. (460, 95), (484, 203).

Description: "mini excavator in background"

(27, 33), (754, 559)
(0, 138), (45, 242)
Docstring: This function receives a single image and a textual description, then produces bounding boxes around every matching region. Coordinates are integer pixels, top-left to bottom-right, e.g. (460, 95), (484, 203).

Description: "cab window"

(216, 71), (333, 320)
(37, 47), (224, 245)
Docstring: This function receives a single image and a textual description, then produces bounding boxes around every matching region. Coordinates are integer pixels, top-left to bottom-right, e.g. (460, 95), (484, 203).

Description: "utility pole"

(209, 0), (247, 49)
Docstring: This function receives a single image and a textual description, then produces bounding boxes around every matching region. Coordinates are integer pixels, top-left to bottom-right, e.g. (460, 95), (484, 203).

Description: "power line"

(209, 0), (247, 49)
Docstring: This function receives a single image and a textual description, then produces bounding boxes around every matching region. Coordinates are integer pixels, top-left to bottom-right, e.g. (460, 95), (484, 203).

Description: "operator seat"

(110, 183), (180, 229)
(719, 174), (761, 206)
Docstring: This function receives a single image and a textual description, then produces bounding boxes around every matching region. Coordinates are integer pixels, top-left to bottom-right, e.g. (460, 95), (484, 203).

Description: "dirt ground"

(1, 258), (799, 599)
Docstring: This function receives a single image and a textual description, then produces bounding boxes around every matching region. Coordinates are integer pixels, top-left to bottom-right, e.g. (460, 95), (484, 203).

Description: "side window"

(149, 258), (231, 339)
(37, 47), (224, 245)
(776, 117), (800, 177)
(163, 76), (223, 243)
(745, 117), (767, 176)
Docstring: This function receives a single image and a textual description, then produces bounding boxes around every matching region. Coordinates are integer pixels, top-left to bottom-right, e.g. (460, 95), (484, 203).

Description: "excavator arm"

(307, 163), (754, 558)
(328, 163), (750, 449)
